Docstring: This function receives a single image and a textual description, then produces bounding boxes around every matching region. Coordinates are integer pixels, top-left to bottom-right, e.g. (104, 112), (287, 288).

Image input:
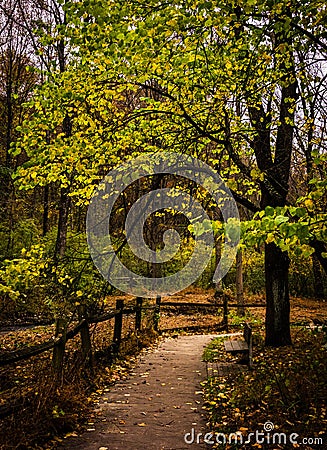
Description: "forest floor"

(202, 327), (327, 449)
(0, 289), (326, 449)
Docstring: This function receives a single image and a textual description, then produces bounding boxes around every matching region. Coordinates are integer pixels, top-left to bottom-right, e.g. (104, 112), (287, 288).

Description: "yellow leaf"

(304, 199), (314, 211)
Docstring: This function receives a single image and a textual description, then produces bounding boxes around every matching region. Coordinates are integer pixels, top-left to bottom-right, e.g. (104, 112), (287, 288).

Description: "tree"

(0, 0), (40, 256)
(13, 0), (327, 345)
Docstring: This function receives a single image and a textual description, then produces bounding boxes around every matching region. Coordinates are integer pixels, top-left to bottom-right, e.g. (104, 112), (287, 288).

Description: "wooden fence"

(0, 296), (267, 419)
(0, 299), (150, 369)
(0, 296), (266, 369)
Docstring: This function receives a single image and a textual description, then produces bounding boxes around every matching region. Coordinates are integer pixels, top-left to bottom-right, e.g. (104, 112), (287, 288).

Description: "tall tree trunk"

(5, 48), (13, 169)
(214, 236), (223, 297)
(311, 238), (327, 277)
(265, 243), (291, 346)
(54, 102), (72, 259)
(258, 33), (297, 346)
(312, 254), (325, 299)
(54, 187), (70, 260)
(263, 14), (297, 345)
(43, 185), (49, 236)
(236, 249), (245, 316)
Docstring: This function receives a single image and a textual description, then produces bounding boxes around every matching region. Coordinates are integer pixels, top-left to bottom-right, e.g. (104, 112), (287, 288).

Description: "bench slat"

(232, 340), (249, 352)
(224, 340), (248, 353)
(223, 322), (253, 368)
(224, 340), (234, 352)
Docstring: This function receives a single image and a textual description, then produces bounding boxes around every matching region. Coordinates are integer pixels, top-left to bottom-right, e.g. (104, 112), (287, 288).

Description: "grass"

(227, 309), (263, 327)
(203, 336), (227, 362)
(202, 327), (327, 449)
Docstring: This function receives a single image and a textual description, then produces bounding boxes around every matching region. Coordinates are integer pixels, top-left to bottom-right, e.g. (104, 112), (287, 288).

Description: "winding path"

(61, 334), (216, 450)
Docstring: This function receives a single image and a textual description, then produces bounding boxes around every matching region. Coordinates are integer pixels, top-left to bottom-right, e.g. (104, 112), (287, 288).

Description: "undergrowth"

(0, 328), (157, 449)
(202, 328), (327, 449)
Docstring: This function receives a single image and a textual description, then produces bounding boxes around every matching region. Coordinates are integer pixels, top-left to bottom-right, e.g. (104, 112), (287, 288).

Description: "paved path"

(61, 334), (217, 450)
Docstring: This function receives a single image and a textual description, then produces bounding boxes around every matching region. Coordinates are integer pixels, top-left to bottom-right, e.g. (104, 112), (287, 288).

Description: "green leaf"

(274, 215), (289, 225)
(265, 206), (275, 217)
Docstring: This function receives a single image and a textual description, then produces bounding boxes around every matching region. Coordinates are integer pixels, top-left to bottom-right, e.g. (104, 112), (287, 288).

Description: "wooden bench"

(224, 322), (253, 368)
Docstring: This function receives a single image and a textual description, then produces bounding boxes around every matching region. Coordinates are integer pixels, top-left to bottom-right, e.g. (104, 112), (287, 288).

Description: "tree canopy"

(1, 0), (327, 345)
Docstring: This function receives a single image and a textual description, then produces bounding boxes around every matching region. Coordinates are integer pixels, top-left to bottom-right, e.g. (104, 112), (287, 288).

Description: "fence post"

(223, 294), (228, 330)
(135, 297), (143, 331)
(78, 305), (93, 367)
(52, 318), (67, 378)
(153, 296), (161, 331)
(113, 299), (124, 354)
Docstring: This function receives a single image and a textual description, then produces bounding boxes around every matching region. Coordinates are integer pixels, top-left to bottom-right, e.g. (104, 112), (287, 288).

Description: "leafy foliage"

(203, 328), (327, 448)
(0, 244), (49, 316)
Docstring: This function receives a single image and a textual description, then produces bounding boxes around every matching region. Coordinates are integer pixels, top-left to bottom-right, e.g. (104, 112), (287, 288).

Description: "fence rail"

(0, 297), (266, 368)
(0, 303), (136, 368)
(160, 301), (266, 308)
(0, 296), (268, 419)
